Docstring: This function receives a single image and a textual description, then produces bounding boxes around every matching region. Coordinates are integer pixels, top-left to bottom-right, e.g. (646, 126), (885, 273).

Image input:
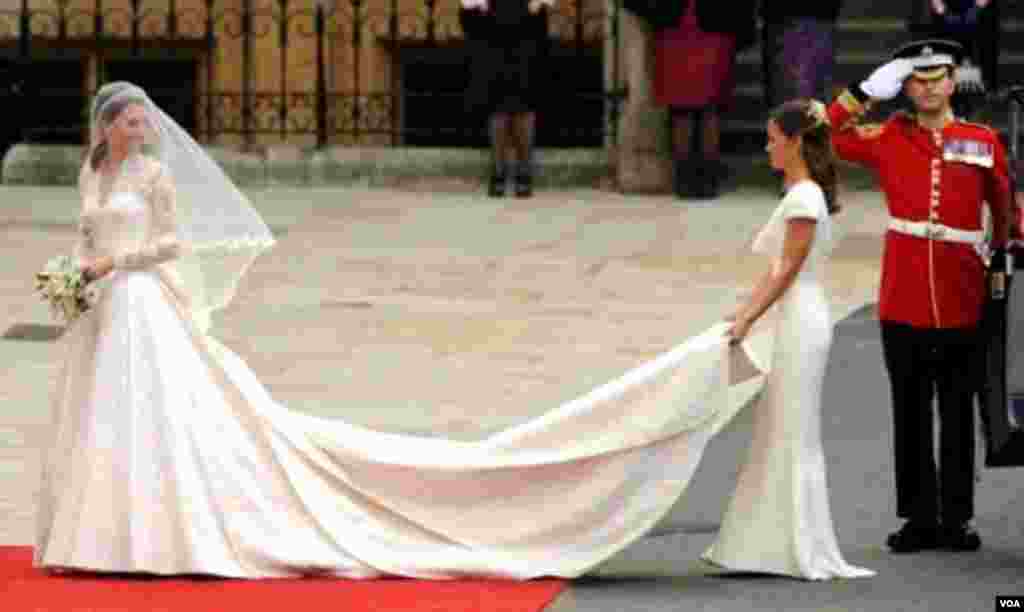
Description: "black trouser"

(880, 322), (981, 525)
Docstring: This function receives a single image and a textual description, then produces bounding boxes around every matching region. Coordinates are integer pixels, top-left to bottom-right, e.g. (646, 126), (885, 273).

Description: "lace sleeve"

(73, 163), (95, 263)
(73, 219), (96, 262)
(113, 162), (183, 269)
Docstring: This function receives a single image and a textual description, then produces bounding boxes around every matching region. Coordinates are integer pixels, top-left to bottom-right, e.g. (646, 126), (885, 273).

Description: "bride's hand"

(81, 256), (114, 283)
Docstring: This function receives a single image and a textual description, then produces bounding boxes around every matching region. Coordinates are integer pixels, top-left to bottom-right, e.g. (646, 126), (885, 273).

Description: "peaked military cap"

(892, 39), (966, 81)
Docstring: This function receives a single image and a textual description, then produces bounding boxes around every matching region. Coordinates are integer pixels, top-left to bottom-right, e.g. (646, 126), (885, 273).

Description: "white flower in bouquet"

(34, 255), (95, 325)
(82, 284), (102, 305)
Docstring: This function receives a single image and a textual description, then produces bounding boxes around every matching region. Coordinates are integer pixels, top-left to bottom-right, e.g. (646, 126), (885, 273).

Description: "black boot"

(488, 164), (507, 198)
(672, 158), (690, 199)
(693, 159), (720, 200)
(941, 522), (982, 552)
(514, 160), (533, 198)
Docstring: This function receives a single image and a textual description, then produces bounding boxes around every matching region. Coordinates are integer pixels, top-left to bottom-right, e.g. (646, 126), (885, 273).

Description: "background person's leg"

(488, 112), (511, 197)
(511, 111), (536, 198)
(669, 107), (695, 199)
(696, 106), (721, 199)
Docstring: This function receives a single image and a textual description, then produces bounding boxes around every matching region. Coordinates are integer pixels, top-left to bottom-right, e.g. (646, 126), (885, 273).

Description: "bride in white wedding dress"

(33, 83), (868, 581)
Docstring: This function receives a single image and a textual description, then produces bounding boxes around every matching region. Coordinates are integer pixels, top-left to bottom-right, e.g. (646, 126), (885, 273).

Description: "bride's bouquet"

(34, 255), (99, 324)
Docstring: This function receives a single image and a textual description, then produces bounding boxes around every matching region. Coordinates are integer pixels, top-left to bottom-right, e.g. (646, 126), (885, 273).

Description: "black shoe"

(700, 160), (724, 199)
(514, 166), (533, 198)
(488, 172), (506, 198)
(941, 522), (981, 551)
(672, 159), (690, 199)
(693, 160), (720, 199)
(886, 520), (941, 553)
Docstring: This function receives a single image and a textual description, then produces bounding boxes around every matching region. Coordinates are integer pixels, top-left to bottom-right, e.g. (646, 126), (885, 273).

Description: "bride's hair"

(769, 99), (840, 215)
(88, 94), (146, 172)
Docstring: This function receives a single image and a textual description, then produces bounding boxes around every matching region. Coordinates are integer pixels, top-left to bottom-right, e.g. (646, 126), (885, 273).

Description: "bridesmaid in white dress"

(35, 82), (768, 579)
(702, 99), (875, 580)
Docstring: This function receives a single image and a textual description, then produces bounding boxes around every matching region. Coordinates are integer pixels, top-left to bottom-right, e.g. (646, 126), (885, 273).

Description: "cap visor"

(910, 66), (950, 82)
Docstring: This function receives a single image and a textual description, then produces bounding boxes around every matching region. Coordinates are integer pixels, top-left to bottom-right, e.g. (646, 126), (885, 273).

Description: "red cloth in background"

(653, 1), (737, 109)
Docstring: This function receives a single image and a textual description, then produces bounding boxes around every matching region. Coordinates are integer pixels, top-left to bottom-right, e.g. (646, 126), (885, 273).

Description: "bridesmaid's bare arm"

(728, 219), (816, 343)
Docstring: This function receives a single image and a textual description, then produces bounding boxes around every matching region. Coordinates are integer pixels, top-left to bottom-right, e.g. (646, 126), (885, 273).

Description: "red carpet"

(0, 547), (567, 612)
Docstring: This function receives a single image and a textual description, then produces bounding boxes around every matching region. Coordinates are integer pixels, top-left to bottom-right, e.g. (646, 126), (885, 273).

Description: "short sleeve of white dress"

(780, 181), (825, 222)
(751, 181), (828, 256)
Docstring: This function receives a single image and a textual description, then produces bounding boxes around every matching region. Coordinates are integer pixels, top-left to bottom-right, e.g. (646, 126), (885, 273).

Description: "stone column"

(607, 5), (670, 193)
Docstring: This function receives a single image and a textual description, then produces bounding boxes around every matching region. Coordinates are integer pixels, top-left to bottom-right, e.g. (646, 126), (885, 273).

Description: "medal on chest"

(942, 138), (994, 168)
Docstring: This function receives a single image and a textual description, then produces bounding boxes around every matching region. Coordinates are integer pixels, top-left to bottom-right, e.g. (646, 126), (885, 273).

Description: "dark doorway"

(400, 43), (605, 148)
(16, 58), (87, 145)
(104, 59), (199, 136)
(537, 45), (604, 148)
(400, 46), (482, 147)
(0, 58), (29, 159)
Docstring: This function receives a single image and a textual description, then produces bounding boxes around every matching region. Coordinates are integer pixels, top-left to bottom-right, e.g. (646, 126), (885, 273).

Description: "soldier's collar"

(907, 109), (956, 130)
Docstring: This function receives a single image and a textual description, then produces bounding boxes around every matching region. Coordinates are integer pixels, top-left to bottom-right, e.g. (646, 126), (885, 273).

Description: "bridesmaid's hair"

(88, 96), (141, 172)
(769, 99), (841, 215)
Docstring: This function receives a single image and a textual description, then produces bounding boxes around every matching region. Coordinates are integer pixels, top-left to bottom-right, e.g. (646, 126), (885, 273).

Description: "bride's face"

(105, 103), (150, 152)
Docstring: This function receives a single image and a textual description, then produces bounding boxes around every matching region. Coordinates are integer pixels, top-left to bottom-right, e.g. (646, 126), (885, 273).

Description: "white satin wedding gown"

(701, 180), (874, 580)
(35, 156), (764, 579)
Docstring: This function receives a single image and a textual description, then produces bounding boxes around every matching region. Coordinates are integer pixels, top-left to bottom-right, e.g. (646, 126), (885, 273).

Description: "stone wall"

(0, 143), (610, 188)
(610, 9), (670, 193)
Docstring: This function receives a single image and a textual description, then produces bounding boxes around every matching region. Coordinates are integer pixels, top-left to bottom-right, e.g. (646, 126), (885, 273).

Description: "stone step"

(840, 0), (918, 19)
(721, 16), (1024, 154)
(722, 114), (1021, 156)
(0, 141), (881, 191)
(828, 18), (1024, 53)
(0, 144), (618, 189)
(728, 82), (1023, 122)
(839, 0), (1024, 20)
(825, 18), (931, 53)
(734, 51), (1024, 89)
(732, 18), (1024, 88)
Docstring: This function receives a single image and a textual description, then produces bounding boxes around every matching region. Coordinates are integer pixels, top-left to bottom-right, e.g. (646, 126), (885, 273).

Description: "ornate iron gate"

(0, 0), (625, 149)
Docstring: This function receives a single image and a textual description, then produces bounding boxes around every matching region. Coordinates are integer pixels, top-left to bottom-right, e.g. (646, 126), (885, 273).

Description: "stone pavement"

(2, 183), (1020, 611)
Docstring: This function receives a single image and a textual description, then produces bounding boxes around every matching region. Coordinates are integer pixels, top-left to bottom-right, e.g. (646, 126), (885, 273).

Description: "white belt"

(887, 219), (984, 245)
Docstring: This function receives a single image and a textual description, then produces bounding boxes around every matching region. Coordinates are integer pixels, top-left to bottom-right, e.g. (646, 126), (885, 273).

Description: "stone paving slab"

(1, 145), (611, 188)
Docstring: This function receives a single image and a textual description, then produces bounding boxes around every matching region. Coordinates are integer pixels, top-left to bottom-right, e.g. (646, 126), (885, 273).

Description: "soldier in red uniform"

(826, 39), (1012, 553)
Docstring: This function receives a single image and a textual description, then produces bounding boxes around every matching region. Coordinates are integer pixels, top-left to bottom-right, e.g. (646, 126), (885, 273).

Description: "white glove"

(860, 58), (915, 100)
(462, 0), (487, 10)
(955, 59), (986, 95)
